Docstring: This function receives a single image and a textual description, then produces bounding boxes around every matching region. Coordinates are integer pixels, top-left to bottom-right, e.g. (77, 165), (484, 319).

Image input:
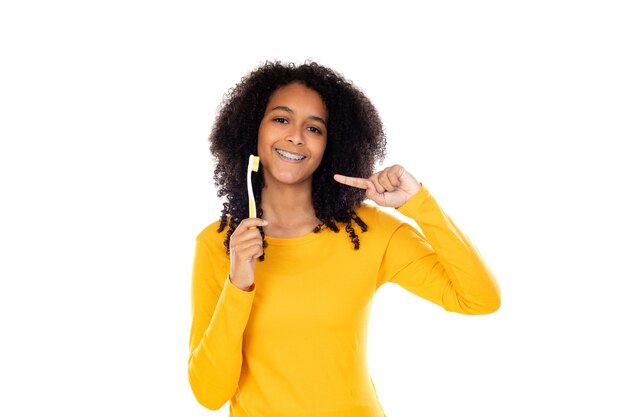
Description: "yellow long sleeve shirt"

(188, 185), (500, 416)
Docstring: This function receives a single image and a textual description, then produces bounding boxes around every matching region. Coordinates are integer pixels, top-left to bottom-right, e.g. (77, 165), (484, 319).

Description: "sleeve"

(187, 233), (256, 410)
(376, 185), (501, 315)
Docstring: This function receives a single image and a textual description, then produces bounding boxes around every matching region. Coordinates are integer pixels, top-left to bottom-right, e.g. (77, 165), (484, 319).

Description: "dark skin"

(229, 83), (422, 291)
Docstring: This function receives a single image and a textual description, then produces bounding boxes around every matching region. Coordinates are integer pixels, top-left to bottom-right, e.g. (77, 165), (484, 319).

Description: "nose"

(287, 135), (304, 145)
(286, 128), (304, 145)
(287, 136), (303, 145)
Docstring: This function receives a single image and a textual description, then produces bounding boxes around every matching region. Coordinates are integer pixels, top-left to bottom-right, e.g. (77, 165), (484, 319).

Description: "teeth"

(276, 149), (305, 160)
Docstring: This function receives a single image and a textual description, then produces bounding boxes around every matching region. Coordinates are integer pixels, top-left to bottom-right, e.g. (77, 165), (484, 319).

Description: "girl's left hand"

(334, 164), (422, 208)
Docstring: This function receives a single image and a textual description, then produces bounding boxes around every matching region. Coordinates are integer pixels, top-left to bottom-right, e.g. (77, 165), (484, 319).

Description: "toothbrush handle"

(248, 198), (256, 219)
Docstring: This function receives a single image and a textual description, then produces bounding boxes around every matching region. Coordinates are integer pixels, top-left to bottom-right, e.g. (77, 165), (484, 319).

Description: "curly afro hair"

(209, 61), (386, 259)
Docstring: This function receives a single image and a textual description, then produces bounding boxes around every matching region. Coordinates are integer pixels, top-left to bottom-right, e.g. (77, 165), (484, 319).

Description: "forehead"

(266, 82), (327, 116)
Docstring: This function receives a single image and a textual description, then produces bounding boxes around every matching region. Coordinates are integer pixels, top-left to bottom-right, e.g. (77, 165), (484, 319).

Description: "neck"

(260, 179), (320, 238)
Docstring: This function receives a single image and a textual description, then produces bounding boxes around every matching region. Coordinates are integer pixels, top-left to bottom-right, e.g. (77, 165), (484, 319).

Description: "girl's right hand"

(229, 218), (268, 291)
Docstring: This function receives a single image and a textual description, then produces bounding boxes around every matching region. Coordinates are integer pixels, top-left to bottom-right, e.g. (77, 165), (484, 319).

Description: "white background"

(1, 1), (625, 416)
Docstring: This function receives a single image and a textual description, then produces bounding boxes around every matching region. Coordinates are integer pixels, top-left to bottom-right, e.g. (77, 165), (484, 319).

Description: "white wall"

(1, 1), (624, 416)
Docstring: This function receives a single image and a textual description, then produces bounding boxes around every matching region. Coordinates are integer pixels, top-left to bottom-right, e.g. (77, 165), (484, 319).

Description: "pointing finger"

(364, 180), (379, 199)
(333, 174), (369, 190)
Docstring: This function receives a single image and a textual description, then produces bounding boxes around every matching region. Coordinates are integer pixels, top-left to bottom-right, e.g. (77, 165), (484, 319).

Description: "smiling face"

(257, 82), (328, 189)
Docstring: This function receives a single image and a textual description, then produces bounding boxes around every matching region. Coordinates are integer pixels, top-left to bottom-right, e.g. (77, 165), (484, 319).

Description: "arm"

(335, 165), (500, 315)
(187, 234), (255, 410)
(378, 186), (501, 314)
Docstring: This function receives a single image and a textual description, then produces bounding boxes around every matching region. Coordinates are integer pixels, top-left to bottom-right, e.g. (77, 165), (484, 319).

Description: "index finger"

(234, 217), (268, 233)
(333, 174), (369, 190)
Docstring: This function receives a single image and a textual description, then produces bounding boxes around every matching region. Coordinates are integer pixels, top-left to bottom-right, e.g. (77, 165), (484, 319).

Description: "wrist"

(229, 275), (255, 292)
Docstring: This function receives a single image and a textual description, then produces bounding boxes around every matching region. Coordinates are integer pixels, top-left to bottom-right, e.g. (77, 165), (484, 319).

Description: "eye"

(273, 117), (288, 124)
(307, 126), (322, 134)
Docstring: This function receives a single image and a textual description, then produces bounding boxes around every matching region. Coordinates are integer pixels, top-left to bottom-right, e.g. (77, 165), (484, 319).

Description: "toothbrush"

(247, 155), (260, 218)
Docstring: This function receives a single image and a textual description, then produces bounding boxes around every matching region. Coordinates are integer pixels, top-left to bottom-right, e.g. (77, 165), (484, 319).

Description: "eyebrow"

(270, 106), (327, 126)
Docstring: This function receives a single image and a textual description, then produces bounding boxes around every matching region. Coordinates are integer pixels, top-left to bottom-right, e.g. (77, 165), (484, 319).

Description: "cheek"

(256, 127), (272, 153)
(257, 126), (266, 145)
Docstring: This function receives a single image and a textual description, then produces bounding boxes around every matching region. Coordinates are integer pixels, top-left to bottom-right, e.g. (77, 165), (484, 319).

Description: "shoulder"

(195, 219), (228, 254)
(354, 202), (404, 234)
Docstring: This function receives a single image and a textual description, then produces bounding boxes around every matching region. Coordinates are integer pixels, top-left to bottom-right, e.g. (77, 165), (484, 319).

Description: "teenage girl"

(188, 61), (500, 417)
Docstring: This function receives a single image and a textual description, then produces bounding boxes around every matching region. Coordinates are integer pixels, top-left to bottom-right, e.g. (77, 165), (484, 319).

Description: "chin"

(267, 172), (311, 186)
